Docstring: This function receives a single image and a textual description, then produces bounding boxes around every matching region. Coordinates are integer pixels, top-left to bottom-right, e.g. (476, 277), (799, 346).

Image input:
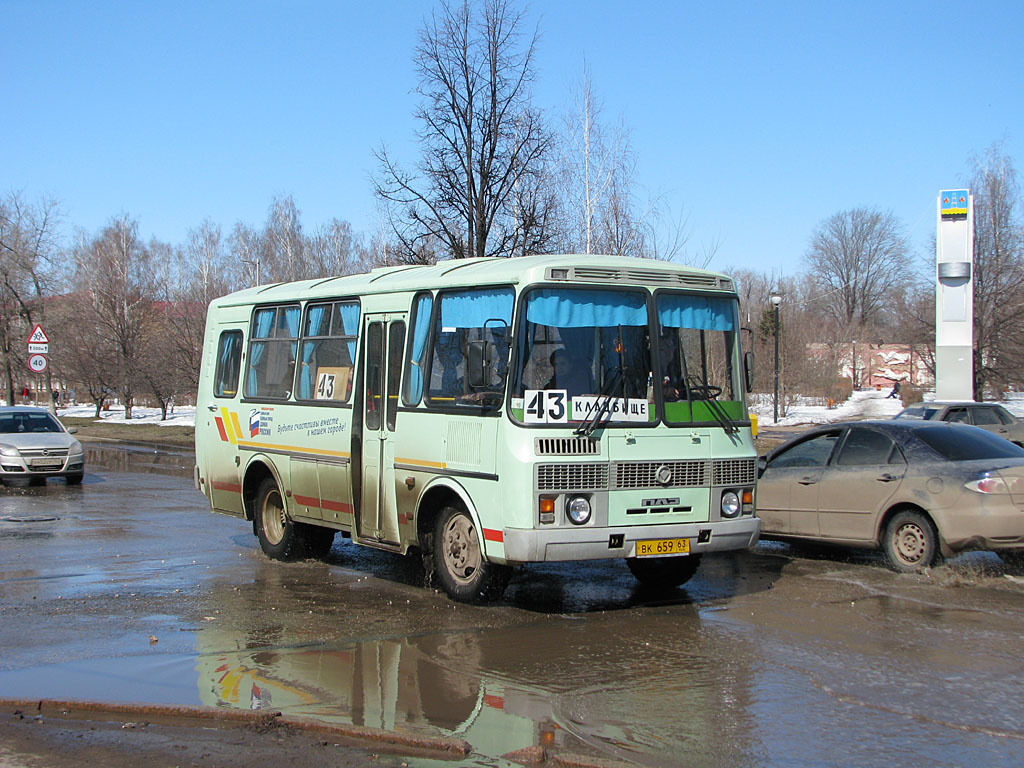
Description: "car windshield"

(913, 424), (1024, 461)
(896, 405), (941, 420)
(0, 413), (64, 434)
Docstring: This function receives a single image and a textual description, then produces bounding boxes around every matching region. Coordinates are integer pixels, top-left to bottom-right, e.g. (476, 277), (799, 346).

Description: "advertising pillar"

(935, 189), (973, 401)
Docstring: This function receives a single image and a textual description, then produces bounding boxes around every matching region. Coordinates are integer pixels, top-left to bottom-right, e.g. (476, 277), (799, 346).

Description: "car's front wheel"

(883, 510), (939, 572)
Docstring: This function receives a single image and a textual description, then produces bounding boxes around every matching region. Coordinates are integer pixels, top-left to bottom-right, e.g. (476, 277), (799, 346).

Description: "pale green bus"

(195, 254), (759, 603)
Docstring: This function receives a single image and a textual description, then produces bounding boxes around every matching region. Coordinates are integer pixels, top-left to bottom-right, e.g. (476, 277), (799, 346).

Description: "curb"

(0, 697), (472, 759)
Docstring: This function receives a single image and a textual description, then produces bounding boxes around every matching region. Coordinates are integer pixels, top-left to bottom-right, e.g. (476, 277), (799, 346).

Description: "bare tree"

(557, 63), (634, 255)
(0, 193), (61, 406)
(374, 0), (552, 261)
(47, 296), (118, 416)
(308, 218), (365, 277)
(229, 221), (264, 287)
(261, 195), (308, 282)
(805, 207), (911, 331)
(73, 216), (159, 419)
(968, 143), (1024, 398)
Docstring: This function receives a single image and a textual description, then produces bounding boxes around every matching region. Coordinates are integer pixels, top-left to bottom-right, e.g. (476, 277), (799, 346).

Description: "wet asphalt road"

(1, 443), (1024, 767)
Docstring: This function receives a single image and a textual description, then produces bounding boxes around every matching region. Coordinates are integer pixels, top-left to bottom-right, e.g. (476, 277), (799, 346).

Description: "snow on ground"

(57, 404), (197, 428)
(749, 389), (905, 427)
(749, 388), (1024, 427)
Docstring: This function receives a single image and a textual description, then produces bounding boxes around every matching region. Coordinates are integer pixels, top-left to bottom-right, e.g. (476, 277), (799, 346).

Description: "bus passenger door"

(358, 314), (406, 544)
(202, 327), (246, 517)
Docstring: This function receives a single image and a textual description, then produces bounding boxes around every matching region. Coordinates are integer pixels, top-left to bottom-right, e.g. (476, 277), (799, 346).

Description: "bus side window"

(214, 330), (244, 398)
(297, 300), (360, 403)
(426, 287), (513, 407)
(403, 293), (433, 406)
(246, 305), (300, 400)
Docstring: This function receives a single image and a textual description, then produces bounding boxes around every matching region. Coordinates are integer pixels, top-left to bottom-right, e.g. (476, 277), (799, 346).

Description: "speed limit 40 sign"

(27, 354), (48, 373)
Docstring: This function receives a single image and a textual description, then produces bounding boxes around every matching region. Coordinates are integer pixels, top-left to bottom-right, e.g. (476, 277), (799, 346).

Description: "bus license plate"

(636, 538), (690, 557)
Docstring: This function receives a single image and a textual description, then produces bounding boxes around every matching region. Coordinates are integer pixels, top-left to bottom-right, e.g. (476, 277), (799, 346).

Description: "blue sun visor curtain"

(656, 294), (736, 331)
(439, 288), (514, 328)
(525, 288), (648, 327)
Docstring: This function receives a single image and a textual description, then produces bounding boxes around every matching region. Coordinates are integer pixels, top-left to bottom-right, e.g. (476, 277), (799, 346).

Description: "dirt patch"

(60, 418), (195, 449)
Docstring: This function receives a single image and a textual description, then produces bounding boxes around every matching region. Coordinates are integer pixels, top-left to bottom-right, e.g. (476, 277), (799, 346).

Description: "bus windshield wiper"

(686, 377), (738, 434)
(573, 367), (623, 437)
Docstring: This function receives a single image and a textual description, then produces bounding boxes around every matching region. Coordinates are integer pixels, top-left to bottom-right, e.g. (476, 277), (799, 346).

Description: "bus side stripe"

(219, 408), (238, 445)
(293, 494), (354, 515)
(229, 411), (245, 441)
(214, 417), (228, 442)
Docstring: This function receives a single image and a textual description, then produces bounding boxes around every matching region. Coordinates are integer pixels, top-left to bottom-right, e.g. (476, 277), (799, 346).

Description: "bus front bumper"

(499, 517), (760, 564)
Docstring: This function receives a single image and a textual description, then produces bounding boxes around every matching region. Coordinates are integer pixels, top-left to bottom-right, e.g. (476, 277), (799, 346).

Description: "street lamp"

(770, 293), (782, 423)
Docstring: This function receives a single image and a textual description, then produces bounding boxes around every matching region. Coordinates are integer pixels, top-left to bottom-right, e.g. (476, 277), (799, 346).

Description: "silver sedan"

(0, 406), (85, 485)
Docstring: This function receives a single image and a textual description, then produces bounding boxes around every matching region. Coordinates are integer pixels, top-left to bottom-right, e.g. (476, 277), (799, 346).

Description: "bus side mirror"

(744, 351), (755, 392)
(467, 341), (494, 389)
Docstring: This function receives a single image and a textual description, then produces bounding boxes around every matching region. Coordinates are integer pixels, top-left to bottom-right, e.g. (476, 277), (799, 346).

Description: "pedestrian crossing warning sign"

(27, 324), (49, 344)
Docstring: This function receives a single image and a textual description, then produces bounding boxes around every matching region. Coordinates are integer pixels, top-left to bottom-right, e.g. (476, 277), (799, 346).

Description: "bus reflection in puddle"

(198, 634), (566, 758)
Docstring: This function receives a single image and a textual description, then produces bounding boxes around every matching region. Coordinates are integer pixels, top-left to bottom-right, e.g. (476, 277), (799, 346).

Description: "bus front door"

(358, 315), (407, 545)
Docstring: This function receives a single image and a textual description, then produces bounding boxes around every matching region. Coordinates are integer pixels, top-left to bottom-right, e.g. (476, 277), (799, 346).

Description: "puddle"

(0, 638), (592, 765)
(84, 444), (194, 479)
(0, 615), (738, 767)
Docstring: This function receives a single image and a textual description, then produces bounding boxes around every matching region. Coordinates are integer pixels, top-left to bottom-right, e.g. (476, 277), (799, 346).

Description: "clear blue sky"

(3, 0), (1021, 275)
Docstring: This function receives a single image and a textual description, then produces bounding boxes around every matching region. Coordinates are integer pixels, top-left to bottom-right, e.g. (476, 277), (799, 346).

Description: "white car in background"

(0, 406), (85, 485)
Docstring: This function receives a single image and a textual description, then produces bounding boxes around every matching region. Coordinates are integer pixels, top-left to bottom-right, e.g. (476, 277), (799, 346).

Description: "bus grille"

(535, 437), (601, 456)
(713, 458), (758, 485)
(614, 461), (706, 488)
(537, 463), (609, 491)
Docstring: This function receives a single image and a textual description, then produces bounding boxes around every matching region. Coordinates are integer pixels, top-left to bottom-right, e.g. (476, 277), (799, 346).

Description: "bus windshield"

(655, 292), (744, 424)
(513, 287), (653, 424)
(511, 287), (743, 426)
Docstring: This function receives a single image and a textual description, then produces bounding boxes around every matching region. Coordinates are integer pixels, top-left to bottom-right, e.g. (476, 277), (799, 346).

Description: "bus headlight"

(721, 491), (740, 518)
(566, 496), (592, 525)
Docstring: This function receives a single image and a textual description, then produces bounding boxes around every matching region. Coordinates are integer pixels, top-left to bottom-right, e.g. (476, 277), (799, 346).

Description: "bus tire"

(627, 554), (702, 589)
(254, 477), (305, 561)
(433, 505), (510, 603)
(300, 525), (335, 560)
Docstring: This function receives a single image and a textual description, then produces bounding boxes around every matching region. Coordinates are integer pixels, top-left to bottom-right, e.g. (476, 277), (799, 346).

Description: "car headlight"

(69, 440), (84, 455)
(0, 444), (20, 457)
(721, 491), (741, 518)
(566, 496), (592, 525)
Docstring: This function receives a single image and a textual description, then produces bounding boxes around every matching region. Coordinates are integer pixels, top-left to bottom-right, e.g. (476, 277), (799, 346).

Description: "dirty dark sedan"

(757, 420), (1024, 571)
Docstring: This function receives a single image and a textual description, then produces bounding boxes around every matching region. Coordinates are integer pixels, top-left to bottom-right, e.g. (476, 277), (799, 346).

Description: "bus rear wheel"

(627, 554), (703, 589)
(433, 505), (510, 604)
(255, 477), (308, 561)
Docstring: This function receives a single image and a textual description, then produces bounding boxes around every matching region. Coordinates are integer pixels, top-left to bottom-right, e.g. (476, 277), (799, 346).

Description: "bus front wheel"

(627, 554), (703, 589)
(433, 505), (510, 603)
(255, 477), (307, 561)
